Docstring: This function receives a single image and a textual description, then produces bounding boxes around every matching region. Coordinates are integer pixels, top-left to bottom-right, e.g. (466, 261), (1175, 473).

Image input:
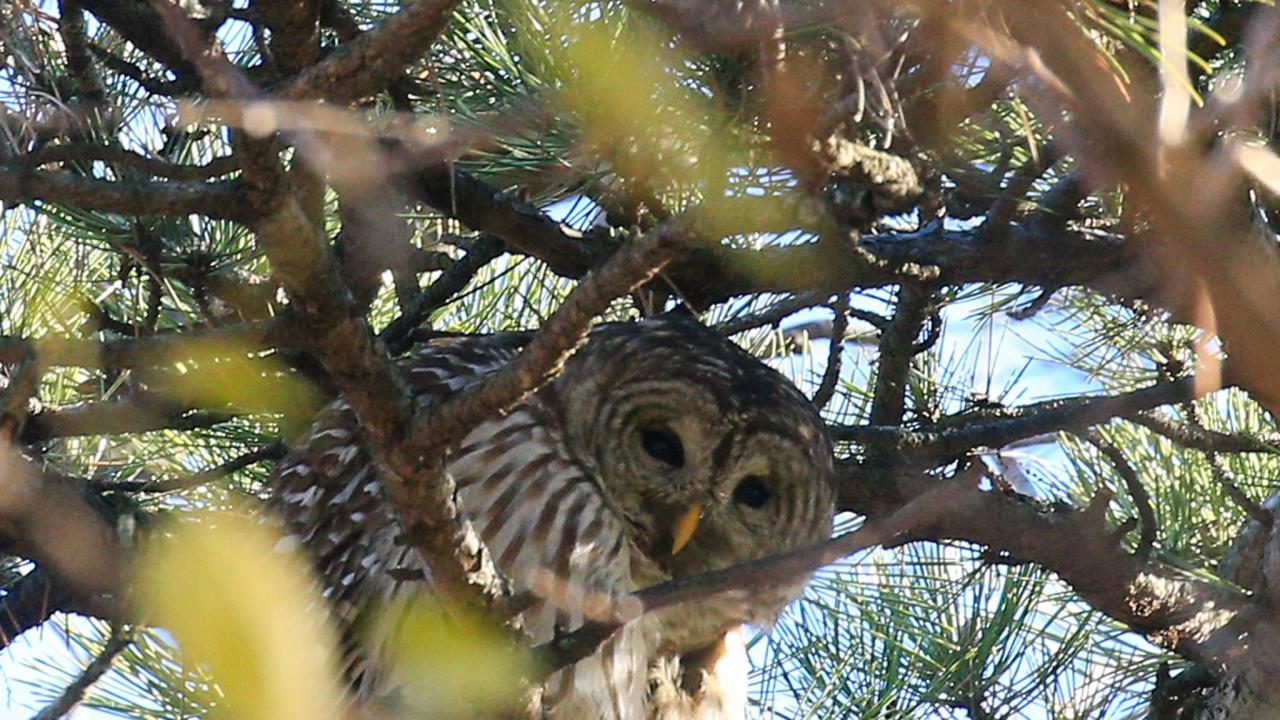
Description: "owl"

(269, 314), (835, 719)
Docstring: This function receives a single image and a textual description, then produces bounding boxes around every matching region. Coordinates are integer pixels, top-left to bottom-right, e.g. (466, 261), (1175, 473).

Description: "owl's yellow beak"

(670, 503), (703, 555)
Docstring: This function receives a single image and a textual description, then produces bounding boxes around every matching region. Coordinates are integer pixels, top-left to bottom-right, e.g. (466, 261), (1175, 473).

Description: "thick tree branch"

(279, 0), (462, 102)
(0, 168), (249, 221)
(406, 164), (611, 278)
(918, 484), (1272, 683)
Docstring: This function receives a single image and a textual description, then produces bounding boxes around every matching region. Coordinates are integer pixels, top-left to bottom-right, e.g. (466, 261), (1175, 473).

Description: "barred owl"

(270, 314), (835, 719)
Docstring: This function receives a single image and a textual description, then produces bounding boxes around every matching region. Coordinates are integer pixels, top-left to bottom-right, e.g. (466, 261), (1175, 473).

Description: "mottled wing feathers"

(268, 332), (652, 718)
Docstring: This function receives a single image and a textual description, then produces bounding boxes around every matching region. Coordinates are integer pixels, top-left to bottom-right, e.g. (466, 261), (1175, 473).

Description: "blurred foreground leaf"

(371, 595), (531, 717)
(135, 511), (347, 720)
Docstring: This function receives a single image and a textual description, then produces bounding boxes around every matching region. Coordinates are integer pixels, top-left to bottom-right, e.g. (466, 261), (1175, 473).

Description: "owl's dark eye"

(733, 476), (772, 509)
(640, 427), (685, 468)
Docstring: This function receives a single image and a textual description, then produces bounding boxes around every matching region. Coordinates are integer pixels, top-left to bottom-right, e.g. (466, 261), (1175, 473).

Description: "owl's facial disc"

(622, 411), (722, 558)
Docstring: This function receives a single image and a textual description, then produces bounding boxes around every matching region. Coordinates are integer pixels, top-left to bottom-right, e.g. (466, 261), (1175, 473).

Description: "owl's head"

(550, 314), (835, 629)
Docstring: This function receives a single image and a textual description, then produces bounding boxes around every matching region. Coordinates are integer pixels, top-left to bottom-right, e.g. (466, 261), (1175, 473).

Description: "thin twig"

(22, 399), (236, 444)
(1085, 430), (1157, 560)
(811, 295), (849, 411)
(985, 142), (1060, 232)
(32, 624), (134, 720)
(714, 292), (828, 337)
(381, 236), (506, 350)
(19, 142), (240, 180)
(1132, 412), (1280, 456)
(97, 443), (285, 494)
(830, 377), (1201, 461)
(1174, 402), (1273, 527)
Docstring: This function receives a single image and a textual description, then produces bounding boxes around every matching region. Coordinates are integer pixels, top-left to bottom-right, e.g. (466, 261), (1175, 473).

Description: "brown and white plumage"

(269, 315), (835, 719)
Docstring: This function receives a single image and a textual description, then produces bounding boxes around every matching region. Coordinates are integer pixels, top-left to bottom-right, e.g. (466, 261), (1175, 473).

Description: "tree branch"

(0, 570), (74, 651)
(535, 476), (971, 678)
(279, 0), (463, 102)
(869, 284), (934, 425)
(0, 168), (250, 221)
(380, 235), (507, 351)
(20, 143), (239, 180)
(0, 318), (295, 369)
(22, 398), (236, 444)
(32, 624), (133, 720)
(832, 378), (1199, 463)
(97, 442), (285, 494)
(1132, 412), (1280, 455)
(405, 163), (611, 278)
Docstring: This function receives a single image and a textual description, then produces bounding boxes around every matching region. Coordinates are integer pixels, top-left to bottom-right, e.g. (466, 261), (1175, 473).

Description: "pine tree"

(2, 0), (1279, 717)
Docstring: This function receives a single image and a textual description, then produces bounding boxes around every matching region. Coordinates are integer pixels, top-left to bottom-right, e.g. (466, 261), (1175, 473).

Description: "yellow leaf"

(135, 512), (347, 720)
(150, 338), (323, 435)
(369, 596), (530, 717)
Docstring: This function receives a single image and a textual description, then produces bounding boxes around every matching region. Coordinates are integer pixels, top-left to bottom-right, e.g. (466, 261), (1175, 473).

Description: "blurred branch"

(0, 353), (43, 442)
(0, 451), (122, 620)
(622, 0), (836, 55)
(22, 397), (236, 444)
(0, 318), (295, 369)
